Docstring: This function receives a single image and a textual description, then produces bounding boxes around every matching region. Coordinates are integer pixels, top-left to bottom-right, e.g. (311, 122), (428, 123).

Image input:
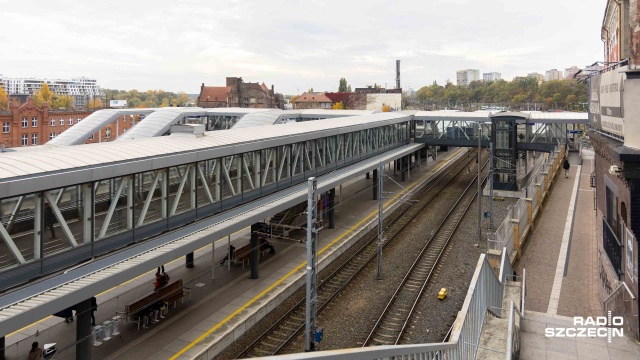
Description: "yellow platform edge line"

(170, 149), (462, 359)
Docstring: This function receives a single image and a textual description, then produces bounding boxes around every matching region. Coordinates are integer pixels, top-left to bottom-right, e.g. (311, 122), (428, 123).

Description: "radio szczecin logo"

(545, 311), (623, 343)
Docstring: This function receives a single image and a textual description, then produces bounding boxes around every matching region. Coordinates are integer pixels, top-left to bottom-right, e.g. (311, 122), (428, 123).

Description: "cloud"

(0, 0), (604, 94)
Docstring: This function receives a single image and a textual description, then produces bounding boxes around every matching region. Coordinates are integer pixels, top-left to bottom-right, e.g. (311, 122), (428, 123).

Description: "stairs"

(268, 202), (306, 239)
(475, 280), (523, 360)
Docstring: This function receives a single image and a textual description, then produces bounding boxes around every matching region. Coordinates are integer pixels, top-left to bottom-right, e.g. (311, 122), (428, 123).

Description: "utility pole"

(377, 162), (384, 280)
(489, 141), (494, 231)
(305, 177), (320, 352)
(477, 121), (482, 244)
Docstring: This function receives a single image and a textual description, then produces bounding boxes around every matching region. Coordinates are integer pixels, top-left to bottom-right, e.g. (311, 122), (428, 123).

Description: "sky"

(0, 0), (604, 95)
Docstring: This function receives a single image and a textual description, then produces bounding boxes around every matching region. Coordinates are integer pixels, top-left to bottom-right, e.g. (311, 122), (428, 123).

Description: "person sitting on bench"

(259, 237), (276, 254)
(219, 245), (236, 265)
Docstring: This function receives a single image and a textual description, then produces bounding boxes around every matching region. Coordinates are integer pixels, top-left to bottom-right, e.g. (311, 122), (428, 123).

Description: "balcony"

(603, 218), (623, 279)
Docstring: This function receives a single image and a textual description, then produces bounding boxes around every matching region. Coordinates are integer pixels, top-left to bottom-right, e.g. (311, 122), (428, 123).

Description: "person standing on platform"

(28, 342), (43, 360)
(90, 296), (98, 326)
(563, 158), (570, 178)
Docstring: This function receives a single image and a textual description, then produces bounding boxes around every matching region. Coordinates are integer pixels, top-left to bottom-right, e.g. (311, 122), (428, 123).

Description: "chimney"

(271, 85), (274, 94)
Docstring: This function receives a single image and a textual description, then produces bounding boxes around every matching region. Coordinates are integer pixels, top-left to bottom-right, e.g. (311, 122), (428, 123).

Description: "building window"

(122, 128), (127, 134)
(76, 118), (81, 123)
(21, 134), (28, 146)
(50, 132), (56, 140)
(50, 119), (56, 126)
(2, 122), (9, 133)
(31, 133), (37, 145)
(32, 117), (37, 127)
(89, 134), (94, 140)
(68, 118), (73, 125)
(22, 118), (28, 128)
(60, 119), (64, 126)
(604, 186), (622, 278)
(105, 128), (111, 139)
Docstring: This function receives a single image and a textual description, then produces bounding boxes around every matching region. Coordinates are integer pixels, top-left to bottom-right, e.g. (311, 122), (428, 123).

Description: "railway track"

(236, 149), (479, 358)
(362, 157), (489, 347)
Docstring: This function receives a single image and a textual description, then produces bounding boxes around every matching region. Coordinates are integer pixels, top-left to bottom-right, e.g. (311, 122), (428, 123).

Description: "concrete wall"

(365, 93), (402, 111)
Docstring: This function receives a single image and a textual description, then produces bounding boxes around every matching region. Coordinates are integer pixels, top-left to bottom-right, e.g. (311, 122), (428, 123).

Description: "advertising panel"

(110, 100), (127, 108)
(589, 66), (625, 137)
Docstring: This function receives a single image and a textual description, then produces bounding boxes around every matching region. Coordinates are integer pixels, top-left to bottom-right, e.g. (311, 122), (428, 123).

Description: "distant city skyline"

(1, 0), (603, 95)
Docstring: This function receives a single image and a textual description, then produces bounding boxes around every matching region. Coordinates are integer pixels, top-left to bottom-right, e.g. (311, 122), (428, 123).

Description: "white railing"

(604, 281), (638, 340)
(257, 252), (507, 360)
(505, 300), (523, 360)
(488, 146), (560, 259)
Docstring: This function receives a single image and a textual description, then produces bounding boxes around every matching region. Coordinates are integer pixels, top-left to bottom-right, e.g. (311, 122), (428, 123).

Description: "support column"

(76, 298), (92, 360)
(512, 219), (521, 260)
(211, 242), (216, 280)
(250, 223), (260, 279)
(328, 188), (335, 229)
(82, 184), (93, 244)
(0, 336), (5, 360)
(33, 193), (42, 260)
(185, 252), (194, 268)
(366, 172), (370, 179)
(372, 168), (379, 200)
(401, 156), (406, 182)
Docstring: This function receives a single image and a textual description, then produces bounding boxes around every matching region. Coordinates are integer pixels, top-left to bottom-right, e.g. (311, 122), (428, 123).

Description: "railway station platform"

(2, 148), (468, 359)
(515, 148), (640, 359)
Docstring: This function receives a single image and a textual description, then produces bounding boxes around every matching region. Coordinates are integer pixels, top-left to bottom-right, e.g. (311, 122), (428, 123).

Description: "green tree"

(339, 78), (348, 92)
(0, 86), (7, 110)
(347, 84), (352, 92)
(52, 94), (74, 109)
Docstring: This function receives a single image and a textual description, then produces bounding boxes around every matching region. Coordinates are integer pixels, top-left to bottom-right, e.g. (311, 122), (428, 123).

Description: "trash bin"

(92, 325), (104, 347)
(102, 320), (113, 341)
(112, 315), (122, 336)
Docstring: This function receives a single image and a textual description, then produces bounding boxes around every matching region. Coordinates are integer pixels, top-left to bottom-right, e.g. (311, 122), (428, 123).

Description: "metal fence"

(195, 252), (508, 360)
(488, 146), (560, 258)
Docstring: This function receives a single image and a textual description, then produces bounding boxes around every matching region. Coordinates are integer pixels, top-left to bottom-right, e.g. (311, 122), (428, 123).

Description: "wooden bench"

(117, 279), (191, 330)
(232, 240), (273, 268)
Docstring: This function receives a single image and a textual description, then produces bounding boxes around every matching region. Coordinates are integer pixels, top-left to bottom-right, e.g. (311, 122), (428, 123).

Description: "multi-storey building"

(587, 0), (640, 341)
(544, 69), (563, 81)
(0, 75), (102, 109)
(526, 72), (545, 82)
(564, 66), (582, 79)
(456, 69), (480, 86)
(0, 98), (130, 149)
(482, 72), (502, 82)
(198, 78), (284, 109)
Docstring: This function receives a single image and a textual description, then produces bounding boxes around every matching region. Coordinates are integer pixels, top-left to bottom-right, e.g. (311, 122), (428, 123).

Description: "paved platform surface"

(2, 148), (465, 360)
(520, 311), (640, 360)
(517, 148), (640, 358)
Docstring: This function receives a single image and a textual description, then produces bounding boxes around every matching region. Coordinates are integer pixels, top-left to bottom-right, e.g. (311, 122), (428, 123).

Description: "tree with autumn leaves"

(33, 83), (76, 110)
(0, 85), (7, 110)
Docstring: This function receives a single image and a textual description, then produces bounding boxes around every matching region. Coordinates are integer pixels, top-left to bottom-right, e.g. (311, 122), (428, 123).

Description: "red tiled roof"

(294, 93), (332, 103)
(199, 86), (230, 103)
(261, 82), (269, 92)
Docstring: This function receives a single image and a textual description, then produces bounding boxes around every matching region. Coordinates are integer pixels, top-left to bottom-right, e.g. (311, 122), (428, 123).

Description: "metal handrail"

(521, 268), (526, 319)
(604, 281), (636, 304)
(505, 300), (523, 360)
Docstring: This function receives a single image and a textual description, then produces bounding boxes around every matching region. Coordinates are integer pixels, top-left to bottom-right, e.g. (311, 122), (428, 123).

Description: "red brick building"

(0, 98), (132, 148)
(198, 77), (285, 109)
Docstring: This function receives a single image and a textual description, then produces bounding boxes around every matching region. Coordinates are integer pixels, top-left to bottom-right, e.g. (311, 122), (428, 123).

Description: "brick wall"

(0, 98), (130, 148)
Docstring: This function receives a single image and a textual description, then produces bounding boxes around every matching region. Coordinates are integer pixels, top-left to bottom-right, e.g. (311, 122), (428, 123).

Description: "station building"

(588, 0), (640, 340)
